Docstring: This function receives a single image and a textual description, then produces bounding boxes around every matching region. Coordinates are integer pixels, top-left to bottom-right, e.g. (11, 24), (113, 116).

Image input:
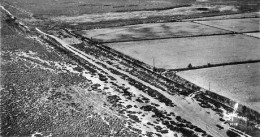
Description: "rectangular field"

(177, 63), (260, 112)
(195, 18), (260, 33)
(107, 34), (260, 69)
(77, 22), (229, 42)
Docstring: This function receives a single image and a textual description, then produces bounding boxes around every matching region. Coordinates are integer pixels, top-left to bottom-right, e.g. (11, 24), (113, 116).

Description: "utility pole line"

(152, 57), (156, 72)
(209, 82), (210, 91)
(153, 57), (155, 68)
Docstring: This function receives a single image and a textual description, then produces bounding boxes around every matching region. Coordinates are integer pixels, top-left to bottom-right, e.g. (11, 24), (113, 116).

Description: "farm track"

(61, 30), (260, 137)
(66, 29), (257, 115)
(65, 29), (260, 137)
(38, 29), (229, 137)
(66, 29), (260, 119)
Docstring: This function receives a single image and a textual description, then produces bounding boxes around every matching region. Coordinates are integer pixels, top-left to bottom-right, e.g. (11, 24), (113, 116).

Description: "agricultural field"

(1, 0), (260, 136)
(177, 63), (260, 112)
(1, 7), (232, 137)
(107, 34), (260, 69)
(77, 21), (229, 42)
(195, 18), (260, 32)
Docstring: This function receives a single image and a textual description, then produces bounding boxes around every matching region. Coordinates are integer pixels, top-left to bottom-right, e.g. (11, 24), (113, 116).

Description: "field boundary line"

(191, 21), (260, 39)
(100, 30), (259, 44)
(169, 60), (260, 72)
(100, 33), (235, 44)
(191, 21), (239, 33)
(184, 16), (260, 22)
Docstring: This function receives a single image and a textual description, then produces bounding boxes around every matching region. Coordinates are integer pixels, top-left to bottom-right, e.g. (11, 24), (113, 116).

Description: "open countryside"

(1, 0), (260, 137)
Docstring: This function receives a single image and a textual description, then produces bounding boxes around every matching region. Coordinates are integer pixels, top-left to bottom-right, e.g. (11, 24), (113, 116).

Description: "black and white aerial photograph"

(0, 0), (260, 137)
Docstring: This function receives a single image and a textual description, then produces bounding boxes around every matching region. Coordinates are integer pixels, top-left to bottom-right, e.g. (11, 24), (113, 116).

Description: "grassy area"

(50, 4), (240, 24)
(0, 14), (136, 136)
(3, 0), (194, 17)
(3, 0), (259, 18)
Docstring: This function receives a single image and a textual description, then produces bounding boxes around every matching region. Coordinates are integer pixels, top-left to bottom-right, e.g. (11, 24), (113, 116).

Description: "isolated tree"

(188, 63), (192, 68)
